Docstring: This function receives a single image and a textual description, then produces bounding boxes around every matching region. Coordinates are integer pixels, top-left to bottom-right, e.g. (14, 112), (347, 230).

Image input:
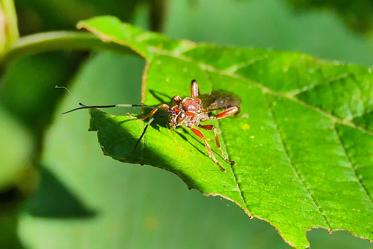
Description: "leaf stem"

(2, 31), (136, 62)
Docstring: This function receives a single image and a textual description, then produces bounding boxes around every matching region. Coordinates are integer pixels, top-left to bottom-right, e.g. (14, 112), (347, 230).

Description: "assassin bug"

(64, 80), (240, 172)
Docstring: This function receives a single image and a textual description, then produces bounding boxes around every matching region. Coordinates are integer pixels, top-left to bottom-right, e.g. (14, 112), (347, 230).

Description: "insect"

(64, 80), (240, 172)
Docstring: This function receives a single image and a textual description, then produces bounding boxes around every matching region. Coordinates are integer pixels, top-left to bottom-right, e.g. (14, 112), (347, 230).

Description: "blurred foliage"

(0, 51), (85, 249)
(288, 0), (373, 34)
(166, 0), (373, 65)
(0, 105), (32, 190)
(0, 190), (22, 249)
(0, 0), (19, 54)
(0, 52), (84, 142)
(15, 0), (164, 34)
(24, 167), (95, 218)
(0, 0), (151, 191)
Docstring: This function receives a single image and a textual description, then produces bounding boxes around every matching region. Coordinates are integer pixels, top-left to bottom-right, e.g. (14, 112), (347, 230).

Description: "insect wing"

(200, 90), (240, 111)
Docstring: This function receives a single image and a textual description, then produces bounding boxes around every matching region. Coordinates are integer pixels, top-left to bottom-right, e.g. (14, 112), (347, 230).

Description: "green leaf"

(78, 16), (373, 248)
(20, 52), (294, 249)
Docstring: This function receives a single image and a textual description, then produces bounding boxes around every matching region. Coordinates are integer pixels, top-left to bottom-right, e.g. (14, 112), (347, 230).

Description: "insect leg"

(212, 106), (239, 119)
(190, 127), (225, 172)
(133, 117), (155, 150)
(149, 89), (172, 103)
(139, 104), (169, 120)
(199, 124), (232, 164)
(133, 103), (169, 150)
(190, 79), (199, 97)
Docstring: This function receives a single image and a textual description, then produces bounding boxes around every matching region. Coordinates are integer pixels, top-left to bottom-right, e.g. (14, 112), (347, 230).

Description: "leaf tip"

(77, 15), (120, 29)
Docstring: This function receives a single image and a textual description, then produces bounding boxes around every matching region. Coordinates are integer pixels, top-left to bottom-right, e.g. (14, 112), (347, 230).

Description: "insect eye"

(172, 96), (182, 105)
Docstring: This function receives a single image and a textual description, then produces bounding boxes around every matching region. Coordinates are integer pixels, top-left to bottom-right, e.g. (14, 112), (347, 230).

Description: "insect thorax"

(168, 97), (209, 128)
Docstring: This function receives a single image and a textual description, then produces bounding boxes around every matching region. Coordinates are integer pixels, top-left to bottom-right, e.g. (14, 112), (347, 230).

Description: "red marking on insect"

(63, 80), (241, 172)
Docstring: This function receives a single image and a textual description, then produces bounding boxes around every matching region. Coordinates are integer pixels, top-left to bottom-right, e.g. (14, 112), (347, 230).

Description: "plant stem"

(2, 31), (135, 63)
(0, 0), (19, 53)
(149, 0), (166, 31)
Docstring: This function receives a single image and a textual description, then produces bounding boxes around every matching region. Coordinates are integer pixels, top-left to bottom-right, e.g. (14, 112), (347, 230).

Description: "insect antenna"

(55, 85), (74, 95)
(62, 102), (152, 114)
(56, 85), (154, 114)
(55, 85), (81, 104)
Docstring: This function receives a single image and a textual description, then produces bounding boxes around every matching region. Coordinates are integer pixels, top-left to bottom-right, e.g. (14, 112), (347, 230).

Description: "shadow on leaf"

(23, 167), (96, 219)
(89, 109), (199, 190)
(0, 188), (23, 249)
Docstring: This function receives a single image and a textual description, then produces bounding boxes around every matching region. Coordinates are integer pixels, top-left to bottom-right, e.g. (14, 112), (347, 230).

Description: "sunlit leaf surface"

(78, 16), (373, 248)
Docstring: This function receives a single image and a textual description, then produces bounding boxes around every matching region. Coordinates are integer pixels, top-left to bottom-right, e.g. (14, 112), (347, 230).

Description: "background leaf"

(15, 0), (163, 35)
(0, 106), (32, 190)
(287, 0), (373, 35)
(0, 52), (83, 139)
(10, 0), (373, 248)
(0, 52), (85, 249)
(79, 16), (373, 248)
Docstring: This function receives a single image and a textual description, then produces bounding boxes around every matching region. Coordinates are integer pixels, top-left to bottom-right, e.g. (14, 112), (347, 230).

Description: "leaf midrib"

(335, 126), (373, 202)
(218, 119), (250, 213)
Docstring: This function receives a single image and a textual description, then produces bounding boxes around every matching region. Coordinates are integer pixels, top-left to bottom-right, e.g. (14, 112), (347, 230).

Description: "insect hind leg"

(212, 106), (239, 119)
(190, 127), (225, 172)
(199, 124), (234, 165)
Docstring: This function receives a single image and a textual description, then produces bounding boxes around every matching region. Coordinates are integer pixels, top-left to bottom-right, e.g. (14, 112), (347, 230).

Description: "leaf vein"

(223, 54), (270, 73)
(335, 125), (373, 203)
(217, 119), (250, 215)
(353, 109), (373, 121)
(296, 72), (373, 120)
(264, 93), (333, 230)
